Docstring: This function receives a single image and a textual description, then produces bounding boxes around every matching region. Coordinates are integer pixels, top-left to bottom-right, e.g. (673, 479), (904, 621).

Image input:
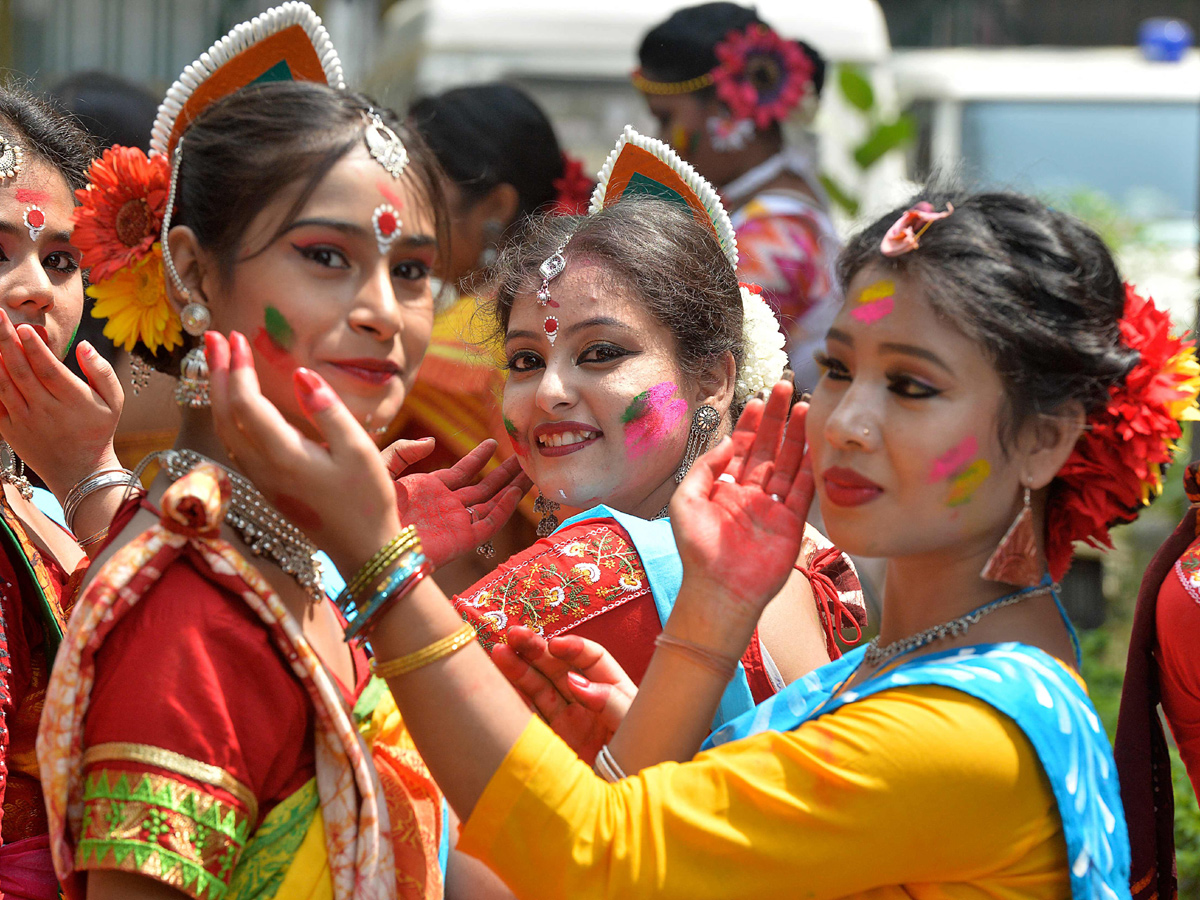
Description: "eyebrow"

(282, 217), (436, 249)
(504, 315), (632, 345)
(826, 328), (954, 375)
(0, 220), (72, 246)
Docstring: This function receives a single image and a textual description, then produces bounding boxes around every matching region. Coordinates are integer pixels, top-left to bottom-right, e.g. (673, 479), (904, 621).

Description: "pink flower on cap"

(880, 201), (954, 257)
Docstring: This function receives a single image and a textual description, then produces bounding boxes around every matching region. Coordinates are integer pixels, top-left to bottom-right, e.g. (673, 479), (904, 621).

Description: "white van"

(891, 47), (1200, 324)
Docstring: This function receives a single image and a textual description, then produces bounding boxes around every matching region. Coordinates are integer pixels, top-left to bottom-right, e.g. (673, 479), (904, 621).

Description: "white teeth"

(538, 430), (598, 448)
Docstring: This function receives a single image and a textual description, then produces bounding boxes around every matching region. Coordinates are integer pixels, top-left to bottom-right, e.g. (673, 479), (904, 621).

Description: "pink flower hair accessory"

(712, 23), (815, 129)
(880, 201), (954, 257)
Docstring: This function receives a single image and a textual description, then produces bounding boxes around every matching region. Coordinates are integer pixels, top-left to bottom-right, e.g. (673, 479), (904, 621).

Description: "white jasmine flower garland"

(736, 283), (788, 402)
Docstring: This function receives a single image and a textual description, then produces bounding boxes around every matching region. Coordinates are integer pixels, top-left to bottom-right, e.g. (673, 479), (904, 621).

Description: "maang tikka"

(537, 233), (572, 346)
(161, 138), (212, 408)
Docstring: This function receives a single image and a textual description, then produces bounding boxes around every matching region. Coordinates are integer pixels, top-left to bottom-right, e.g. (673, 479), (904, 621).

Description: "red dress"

(1154, 536), (1200, 788)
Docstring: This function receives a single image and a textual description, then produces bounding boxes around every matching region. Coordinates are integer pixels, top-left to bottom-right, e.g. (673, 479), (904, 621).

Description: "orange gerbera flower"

(73, 146), (169, 283)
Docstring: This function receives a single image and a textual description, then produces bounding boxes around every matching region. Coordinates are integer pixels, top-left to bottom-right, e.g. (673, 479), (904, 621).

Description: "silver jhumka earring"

(675, 406), (720, 483)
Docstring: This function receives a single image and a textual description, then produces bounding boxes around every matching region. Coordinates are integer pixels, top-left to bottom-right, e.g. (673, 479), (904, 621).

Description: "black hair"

(50, 71), (158, 152)
(148, 79), (447, 375)
(638, 2), (825, 99)
(408, 83), (565, 221)
(488, 197), (745, 410)
(838, 188), (1138, 445)
(0, 82), (96, 193)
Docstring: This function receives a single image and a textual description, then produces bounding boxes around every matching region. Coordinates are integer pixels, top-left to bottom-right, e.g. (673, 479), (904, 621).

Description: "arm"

(0, 311), (125, 552)
(205, 332), (808, 818)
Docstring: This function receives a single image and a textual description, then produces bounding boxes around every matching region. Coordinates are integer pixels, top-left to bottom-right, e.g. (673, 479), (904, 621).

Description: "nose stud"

(861, 426), (870, 438)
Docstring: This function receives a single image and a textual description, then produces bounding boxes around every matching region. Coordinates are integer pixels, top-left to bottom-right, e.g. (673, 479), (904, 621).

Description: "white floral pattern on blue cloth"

(703, 642), (1131, 900)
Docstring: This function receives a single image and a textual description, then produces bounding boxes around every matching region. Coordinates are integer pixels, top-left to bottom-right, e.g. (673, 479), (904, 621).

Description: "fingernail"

(294, 367), (334, 415)
(567, 671), (590, 689)
(782, 370), (795, 383)
(78, 341), (93, 358)
(754, 387), (770, 401)
(203, 331), (219, 359)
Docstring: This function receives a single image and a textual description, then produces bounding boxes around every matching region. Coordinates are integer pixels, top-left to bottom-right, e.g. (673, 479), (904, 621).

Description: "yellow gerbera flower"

(88, 244), (182, 354)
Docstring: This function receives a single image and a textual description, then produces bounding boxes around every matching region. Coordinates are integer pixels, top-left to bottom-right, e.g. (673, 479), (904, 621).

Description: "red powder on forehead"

(15, 189), (50, 204)
(377, 182), (405, 208)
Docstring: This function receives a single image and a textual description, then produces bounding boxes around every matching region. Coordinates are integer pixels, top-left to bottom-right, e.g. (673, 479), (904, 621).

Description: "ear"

(693, 350), (737, 425)
(165, 225), (219, 312)
(473, 183), (520, 231)
(1017, 400), (1087, 491)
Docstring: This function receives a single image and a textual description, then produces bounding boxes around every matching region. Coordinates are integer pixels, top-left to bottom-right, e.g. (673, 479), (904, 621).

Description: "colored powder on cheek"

(504, 415), (528, 457)
(622, 382), (687, 457)
(252, 328), (292, 369)
(928, 435), (978, 484)
(264, 306), (294, 350)
(850, 278), (895, 324)
(670, 125), (697, 156)
(947, 459), (991, 507)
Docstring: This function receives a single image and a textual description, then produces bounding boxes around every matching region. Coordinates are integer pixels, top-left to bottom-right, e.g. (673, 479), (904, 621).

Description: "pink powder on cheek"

(928, 435), (978, 483)
(622, 382), (688, 458)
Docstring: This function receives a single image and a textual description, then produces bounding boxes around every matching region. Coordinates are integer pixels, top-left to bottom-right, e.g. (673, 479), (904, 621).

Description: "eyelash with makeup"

(813, 350), (942, 398)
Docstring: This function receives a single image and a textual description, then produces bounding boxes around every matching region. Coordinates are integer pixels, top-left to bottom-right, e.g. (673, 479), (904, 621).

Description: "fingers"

(16, 325), (68, 397)
(675, 434), (734, 502)
(765, 403), (808, 500)
(722, 397), (765, 481)
(0, 312), (33, 412)
(462, 452), (524, 504)
(564, 673), (633, 731)
(491, 640), (571, 722)
(471, 484), (527, 538)
(76, 341), (124, 415)
(382, 437), (436, 479)
(438, 439), (497, 491)
(740, 381), (795, 488)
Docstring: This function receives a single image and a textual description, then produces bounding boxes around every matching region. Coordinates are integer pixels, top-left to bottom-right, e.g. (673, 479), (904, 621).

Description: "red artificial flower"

(712, 23), (814, 130)
(551, 153), (594, 216)
(72, 146), (170, 283)
(1045, 284), (1200, 579)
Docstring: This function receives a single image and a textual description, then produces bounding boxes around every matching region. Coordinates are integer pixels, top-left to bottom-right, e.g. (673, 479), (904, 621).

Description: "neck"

(717, 134), (784, 191)
(174, 408), (239, 472)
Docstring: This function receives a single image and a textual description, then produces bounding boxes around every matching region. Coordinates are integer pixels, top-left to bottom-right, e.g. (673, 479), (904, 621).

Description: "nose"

(822, 381), (882, 452)
(4, 252), (54, 316)
(346, 261), (402, 342)
(534, 356), (576, 413)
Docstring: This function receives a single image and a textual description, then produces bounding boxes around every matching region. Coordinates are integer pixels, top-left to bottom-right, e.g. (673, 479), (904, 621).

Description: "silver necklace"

(0, 442), (32, 501)
(863, 583), (1056, 668)
(149, 449), (323, 601)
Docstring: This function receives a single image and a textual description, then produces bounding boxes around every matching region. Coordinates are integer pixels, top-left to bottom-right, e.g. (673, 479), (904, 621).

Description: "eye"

(295, 244), (349, 269)
(578, 342), (628, 365)
(887, 374), (942, 400)
(814, 351), (850, 381)
(504, 350), (543, 373)
(393, 260), (431, 282)
(45, 251), (79, 274)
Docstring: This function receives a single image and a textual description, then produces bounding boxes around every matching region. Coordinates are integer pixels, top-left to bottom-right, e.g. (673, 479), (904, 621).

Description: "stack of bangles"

(337, 526), (433, 641)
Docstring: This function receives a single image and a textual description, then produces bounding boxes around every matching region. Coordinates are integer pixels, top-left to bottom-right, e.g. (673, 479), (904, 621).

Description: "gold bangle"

(79, 526), (110, 549)
(345, 527), (419, 598)
(372, 621), (477, 679)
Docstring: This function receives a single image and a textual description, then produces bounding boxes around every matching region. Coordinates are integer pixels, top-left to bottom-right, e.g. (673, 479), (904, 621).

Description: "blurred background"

(5, 0), (1200, 875)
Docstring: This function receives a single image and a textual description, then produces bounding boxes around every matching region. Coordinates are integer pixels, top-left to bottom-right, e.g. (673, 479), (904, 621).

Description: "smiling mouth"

(537, 429), (600, 449)
(328, 359), (400, 386)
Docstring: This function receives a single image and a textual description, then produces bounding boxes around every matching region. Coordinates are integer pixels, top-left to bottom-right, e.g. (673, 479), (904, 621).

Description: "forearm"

(369, 578), (534, 818)
(51, 447), (134, 554)
(608, 573), (758, 772)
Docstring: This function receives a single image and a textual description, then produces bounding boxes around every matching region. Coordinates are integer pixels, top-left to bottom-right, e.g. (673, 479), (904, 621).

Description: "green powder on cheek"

(264, 305), (294, 350)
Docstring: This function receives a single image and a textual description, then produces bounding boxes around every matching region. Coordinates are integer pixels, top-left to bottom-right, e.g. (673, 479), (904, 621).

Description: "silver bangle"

(594, 744), (627, 783)
(64, 468), (137, 533)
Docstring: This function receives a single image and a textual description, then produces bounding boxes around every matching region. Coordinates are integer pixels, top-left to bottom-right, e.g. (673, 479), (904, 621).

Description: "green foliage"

(823, 64), (916, 215)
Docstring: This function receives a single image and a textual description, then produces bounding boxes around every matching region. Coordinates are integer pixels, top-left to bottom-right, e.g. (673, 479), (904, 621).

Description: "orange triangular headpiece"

(150, 2), (344, 158)
(589, 126), (738, 269)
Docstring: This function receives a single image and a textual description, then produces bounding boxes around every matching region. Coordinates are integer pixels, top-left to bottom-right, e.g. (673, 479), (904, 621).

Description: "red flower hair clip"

(1045, 284), (1200, 579)
(551, 153), (594, 216)
(880, 201), (954, 257)
(712, 23), (815, 129)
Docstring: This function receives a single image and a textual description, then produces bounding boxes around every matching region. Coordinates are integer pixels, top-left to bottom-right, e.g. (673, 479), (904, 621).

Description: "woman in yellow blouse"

(199, 178), (1179, 898)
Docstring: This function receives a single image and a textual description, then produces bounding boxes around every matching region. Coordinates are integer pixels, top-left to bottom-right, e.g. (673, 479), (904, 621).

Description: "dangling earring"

(534, 491), (560, 537)
(128, 352), (154, 396)
(981, 483), (1045, 587)
(175, 346), (210, 408)
(675, 406), (720, 483)
(478, 219), (503, 268)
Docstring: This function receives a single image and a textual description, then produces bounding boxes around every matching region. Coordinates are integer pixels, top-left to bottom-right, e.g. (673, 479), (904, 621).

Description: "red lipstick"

(326, 358), (400, 386)
(532, 420), (602, 458)
(822, 466), (884, 507)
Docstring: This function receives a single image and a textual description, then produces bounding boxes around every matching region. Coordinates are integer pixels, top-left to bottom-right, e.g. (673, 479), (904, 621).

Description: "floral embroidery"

(1175, 543), (1200, 604)
(76, 768), (250, 900)
(455, 524), (651, 650)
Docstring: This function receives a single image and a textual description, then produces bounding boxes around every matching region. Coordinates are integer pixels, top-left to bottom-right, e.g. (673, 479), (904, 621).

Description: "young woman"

(36, 6), (523, 898)
(195, 185), (1186, 898)
(397, 82), (592, 592)
(450, 129), (863, 730)
(634, 2), (841, 389)
(0, 85), (134, 899)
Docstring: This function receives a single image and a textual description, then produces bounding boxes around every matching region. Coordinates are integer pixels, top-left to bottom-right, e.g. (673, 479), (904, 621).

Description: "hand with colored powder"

(384, 437), (532, 569)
